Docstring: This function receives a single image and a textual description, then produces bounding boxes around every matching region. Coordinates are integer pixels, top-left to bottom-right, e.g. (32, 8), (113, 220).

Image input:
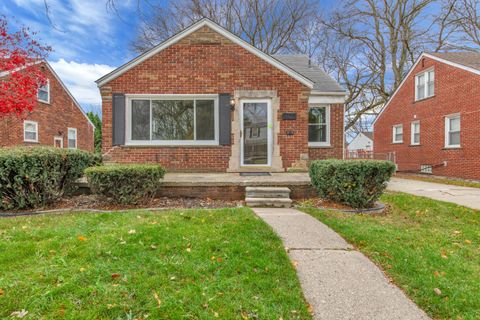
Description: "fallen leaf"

(216, 257), (223, 263)
(111, 273), (121, 279)
(465, 239), (472, 244)
(307, 304), (314, 314)
(79, 267), (86, 272)
(10, 310), (28, 318)
(186, 248), (191, 253)
(153, 291), (161, 307)
(434, 288), (442, 296)
(77, 235), (87, 241)
(0, 288), (4, 296)
(150, 244), (157, 249)
(214, 312), (219, 317)
(453, 230), (461, 235)
(241, 311), (249, 319)
(440, 251), (448, 259)
(292, 260), (298, 269)
(170, 276), (176, 280)
(128, 229), (136, 234)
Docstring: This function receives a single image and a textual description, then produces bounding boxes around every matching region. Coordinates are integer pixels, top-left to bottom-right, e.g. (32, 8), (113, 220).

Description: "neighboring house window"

(415, 69), (434, 101)
(68, 128), (77, 149)
(308, 105), (330, 147)
(392, 124), (403, 143)
(37, 79), (50, 103)
(445, 114), (460, 148)
(24, 120), (38, 142)
(411, 121), (420, 145)
(126, 96), (218, 145)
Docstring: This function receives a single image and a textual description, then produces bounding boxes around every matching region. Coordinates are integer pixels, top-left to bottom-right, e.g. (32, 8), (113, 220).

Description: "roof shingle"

(428, 52), (480, 71)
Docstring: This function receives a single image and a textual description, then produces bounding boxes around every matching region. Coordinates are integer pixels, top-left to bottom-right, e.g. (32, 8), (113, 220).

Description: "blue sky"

(2, 0), (161, 114)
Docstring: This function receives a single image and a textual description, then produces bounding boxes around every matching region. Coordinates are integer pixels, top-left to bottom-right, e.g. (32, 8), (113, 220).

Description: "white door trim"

(240, 99), (272, 167)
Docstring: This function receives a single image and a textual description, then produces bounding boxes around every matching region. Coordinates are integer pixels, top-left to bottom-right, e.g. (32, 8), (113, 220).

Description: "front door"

(240, 100), (272, 166)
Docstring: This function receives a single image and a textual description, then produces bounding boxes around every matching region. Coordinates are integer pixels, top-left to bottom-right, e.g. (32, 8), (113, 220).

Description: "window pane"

(68, 129), (76, 139)
(152, 100), (194, 140)
(427, 82), (434, 96)
(449, 131), (460, 145)
(449, 117), (460, 131)
(308, 124), (326, 142)
(417, 84), (425, 99)
(132, 100), (150, 140)
(395, 126), (403, 134)
(25, 132), (36, 141)
(38, 90), (48, 101)
(395, 133), (403, 141)
(68, 139), (76, 148)
(414, 133), (420, 144)
(195, 100), (215, 140)
(309, 107), (326, 124)
(25, 123), (36, 132)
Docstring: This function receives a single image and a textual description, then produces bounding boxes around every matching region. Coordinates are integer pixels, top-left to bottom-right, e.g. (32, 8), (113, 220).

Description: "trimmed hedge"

(309, 159), (396, 209)
(0, 147), (101, 210)
(85, 164), (165, 205)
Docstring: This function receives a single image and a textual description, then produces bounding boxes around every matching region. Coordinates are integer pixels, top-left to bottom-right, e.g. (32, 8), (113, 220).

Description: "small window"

(411, 121), (420, 145)
(308, 105), (330, 147)
(392, 124), (403, 143)
(445, 114), (460, 148)
(415, 70), (434, 101)
(37, 79), (50, 103)
(24, 121), (38, 142)
(68, 128), (77, 149)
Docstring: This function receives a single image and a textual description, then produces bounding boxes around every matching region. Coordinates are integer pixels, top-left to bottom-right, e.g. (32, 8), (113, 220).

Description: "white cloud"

(49, 58), (115, 106)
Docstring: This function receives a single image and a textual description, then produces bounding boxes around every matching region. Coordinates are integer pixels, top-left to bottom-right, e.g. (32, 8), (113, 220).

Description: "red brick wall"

(100, 26), (344, 171)
(0, 63), (95, 152)
(374, 56), (480, 180)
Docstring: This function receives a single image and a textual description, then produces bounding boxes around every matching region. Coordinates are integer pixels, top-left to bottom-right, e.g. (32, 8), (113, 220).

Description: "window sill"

(122, 144), (223, 148)
(308, 143), (331, 148)
(443, 146), (461, 150)
(38, 99), (50, 105)
(391, 142), (403, 144)
(24, 140), (39, 143)
(414, 95), (435, 103)
(409, 144), (421, 147)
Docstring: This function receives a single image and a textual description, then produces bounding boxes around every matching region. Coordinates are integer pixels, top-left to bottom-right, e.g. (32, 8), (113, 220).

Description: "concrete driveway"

(387, 177), (480, 210)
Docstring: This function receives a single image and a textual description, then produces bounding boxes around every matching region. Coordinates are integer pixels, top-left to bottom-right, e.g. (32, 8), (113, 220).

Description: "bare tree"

(131, 0), (316, 54)
(448, 0), (480, 49)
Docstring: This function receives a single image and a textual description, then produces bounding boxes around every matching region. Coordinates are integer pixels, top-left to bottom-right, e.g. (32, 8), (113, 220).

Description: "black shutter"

(112, 93), (126, 146)
(219, 93), (232, 145)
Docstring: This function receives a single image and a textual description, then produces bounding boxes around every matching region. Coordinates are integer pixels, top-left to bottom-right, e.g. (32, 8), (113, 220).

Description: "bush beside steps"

(309, 159), (396, 209)
(85, 164), (166, 205)
(0, 147), (101, 210)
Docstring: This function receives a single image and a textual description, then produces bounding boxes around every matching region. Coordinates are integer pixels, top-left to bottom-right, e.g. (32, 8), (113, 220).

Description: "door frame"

(239, 99), (272, 167)
(54, 136), (63, 148)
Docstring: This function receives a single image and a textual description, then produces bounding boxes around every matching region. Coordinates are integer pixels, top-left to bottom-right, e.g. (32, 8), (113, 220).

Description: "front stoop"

(245, 187), (292, 208)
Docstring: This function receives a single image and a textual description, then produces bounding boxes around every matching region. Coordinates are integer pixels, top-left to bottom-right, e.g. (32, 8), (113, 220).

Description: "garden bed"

(0, 195), (243, 216)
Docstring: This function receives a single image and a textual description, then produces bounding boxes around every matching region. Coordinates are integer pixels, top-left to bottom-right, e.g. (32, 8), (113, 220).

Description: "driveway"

(388, 177), (480, 210)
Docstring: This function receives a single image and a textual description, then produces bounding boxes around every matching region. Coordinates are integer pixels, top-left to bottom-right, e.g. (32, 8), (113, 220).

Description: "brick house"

(373, 52), (480, 180)
(0, 60), (95, 152)
(96, 18), (345, 172)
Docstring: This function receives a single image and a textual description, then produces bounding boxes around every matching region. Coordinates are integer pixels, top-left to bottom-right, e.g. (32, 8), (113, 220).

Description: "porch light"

(229, 97), (236, 110)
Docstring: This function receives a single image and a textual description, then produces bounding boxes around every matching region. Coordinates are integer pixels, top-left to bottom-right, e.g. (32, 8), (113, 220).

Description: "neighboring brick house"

(374, 52), (480, 180)
(0, 60), (95, 152)
(96, 18), (345, 172)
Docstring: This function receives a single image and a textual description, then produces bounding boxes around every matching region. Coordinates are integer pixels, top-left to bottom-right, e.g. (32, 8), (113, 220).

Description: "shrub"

(309, 159), (396, 209)
(0, 147), (101, 210)
(85, 164), (165, 205)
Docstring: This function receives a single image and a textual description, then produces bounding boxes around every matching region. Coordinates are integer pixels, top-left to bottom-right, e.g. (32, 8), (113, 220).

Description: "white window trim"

(308, 104), (331, 147)
(125, 94), (219, 146)
(23, 120), (39, 142)
(67, 127), (77, 149)
(38, 79), (50, 104)
(444, 113), (461, 148)
(415, 68), (434, 101)
(54, 136), (63, 148)
(410, 121), (420, 145)
(392, 124), (403, 143)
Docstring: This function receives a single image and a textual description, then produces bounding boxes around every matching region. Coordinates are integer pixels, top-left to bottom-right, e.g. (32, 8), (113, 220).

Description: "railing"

(346, 150), (396, 163)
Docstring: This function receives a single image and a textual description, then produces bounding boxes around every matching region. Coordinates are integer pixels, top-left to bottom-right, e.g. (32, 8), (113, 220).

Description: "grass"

(0, 208), (311, 319)
(302, 192), (480, 320)
(396, 173), (480, 189)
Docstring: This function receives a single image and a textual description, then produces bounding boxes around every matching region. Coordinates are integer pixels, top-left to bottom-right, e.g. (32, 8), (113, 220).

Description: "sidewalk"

(388, 177), (480, 210)
(253, 208), (429, 320)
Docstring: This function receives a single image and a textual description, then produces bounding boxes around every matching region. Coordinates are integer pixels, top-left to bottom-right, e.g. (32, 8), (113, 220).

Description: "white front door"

(240, 99), (272, 166)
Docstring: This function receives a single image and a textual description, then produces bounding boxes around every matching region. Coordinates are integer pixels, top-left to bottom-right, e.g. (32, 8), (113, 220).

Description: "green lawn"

(302, 192), (480, 320)
(0, 208), (311, 319)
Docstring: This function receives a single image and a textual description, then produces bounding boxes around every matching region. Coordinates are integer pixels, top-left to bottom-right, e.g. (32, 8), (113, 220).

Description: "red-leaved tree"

(0, 17), (51, 117)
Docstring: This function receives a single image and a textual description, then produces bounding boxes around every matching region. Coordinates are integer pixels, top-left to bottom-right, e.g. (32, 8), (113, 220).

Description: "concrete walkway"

(253, 208), (429, 320)
(388, 177), (480, 210)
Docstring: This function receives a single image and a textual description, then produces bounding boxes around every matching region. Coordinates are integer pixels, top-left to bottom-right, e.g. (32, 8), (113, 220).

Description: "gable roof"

(0, 60), (95, 128)
(361, 131), (373, 140)
(373, 51), (480, 126)
(273, 54), (345, 93)
(96, 18), (316, 89)
(428, 52), (480, 72)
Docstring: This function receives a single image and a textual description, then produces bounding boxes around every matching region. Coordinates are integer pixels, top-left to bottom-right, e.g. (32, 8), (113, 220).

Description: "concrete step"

(245, 197), (292, 208)
(245, 187), (291, 199)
